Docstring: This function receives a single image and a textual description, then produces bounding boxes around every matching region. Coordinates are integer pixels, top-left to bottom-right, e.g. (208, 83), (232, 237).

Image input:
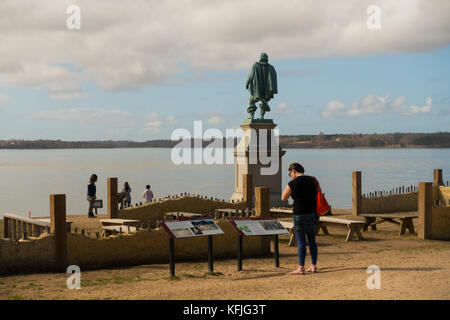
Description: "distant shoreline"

(1, 132), (449, 149)
(0, 146), (449, 150)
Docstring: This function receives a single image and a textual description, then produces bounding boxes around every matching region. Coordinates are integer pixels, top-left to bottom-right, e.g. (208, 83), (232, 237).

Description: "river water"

(0, 148), (448, 217)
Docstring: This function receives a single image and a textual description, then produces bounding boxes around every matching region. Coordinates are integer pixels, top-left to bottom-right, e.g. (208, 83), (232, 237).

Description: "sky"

(0, 0), (449, 141)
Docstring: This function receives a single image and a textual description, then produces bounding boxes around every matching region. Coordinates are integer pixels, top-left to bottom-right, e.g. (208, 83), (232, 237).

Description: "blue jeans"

(293, 213), (318, 266)
(295, 231), (318, 266)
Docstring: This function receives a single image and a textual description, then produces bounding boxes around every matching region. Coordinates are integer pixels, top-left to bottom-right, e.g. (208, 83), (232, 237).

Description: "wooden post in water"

(418, 182), (432, 240)
(50, 194), (68, 270)
(352, 171), (362, 216)
(107, 177), (118, 219)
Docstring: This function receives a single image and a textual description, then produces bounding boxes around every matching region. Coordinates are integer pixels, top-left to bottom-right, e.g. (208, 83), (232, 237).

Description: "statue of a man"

(245, 52), (278, 120)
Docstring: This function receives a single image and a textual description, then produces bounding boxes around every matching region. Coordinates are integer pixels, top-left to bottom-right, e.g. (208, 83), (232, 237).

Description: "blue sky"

(0, 0), (449, 141)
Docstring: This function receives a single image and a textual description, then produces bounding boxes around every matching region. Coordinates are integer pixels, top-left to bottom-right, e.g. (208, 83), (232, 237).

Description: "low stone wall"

(67, 220), (270, 270)
(0, 234), (56, 274)
(434, 186), (450, 205)
(431, 206), (450, 240)
(118, 195), (246, 224)
(361, 192), (418, 214)
(0, 220), (270, 274)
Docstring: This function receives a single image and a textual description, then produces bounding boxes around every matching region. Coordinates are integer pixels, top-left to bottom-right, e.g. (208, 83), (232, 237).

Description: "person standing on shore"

(143, 185), (154, 203)
(122, 182), (132, 207)
(87, 174), (98, 218)
(281, 163), (320, 275)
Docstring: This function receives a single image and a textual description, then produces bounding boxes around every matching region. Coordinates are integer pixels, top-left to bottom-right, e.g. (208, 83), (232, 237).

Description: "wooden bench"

(102, 225), (137, 236)
(35, 219), (73, 232)
(280, 216), (365, 245)
(100, 219), (140, 227)
(360, 212), (417, 236)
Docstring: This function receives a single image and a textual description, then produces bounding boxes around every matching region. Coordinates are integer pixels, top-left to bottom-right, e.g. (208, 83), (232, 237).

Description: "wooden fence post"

(243, 174), (253, 210)
(255, 187), (270, 217)
(3, 217), (9, 239)
(108, 177), (118, 219)
(50, 194), (68, 270)
(433, 169), (443, 186)
(352, 171), (362, 216)
(418, 182), (432, 240)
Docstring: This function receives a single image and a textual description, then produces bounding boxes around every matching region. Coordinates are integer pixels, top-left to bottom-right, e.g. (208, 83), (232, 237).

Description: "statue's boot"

(259, 101), (270, 119)
(247, 103), (257, 120)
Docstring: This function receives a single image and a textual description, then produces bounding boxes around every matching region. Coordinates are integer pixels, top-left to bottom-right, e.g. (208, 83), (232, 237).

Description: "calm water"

(0, 148), (448, 217)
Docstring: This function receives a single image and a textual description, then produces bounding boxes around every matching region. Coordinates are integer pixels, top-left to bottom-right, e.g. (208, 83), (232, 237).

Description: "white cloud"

(144, 121), (162, 129)
(33, 107), (132, 124)
(167, 115), (179, 125)
(321, 100), (346, 118)
(207, 115), (224, 125)
(321, 95), (432, 118)
(0, 0), (449, 95)
(274, 102), (293, 116)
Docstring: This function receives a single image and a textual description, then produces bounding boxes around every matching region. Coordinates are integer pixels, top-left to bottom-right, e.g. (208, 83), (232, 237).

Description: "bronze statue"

(246, 53), (278, 120)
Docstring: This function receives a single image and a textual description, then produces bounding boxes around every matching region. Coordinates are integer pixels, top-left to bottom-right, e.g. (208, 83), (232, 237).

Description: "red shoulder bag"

(314, 177), (331, 216)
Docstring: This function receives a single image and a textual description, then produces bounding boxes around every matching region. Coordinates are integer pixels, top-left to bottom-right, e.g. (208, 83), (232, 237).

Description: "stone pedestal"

(230, 119), (287, 207)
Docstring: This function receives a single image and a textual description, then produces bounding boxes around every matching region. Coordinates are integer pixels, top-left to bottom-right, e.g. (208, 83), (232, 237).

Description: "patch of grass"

(169, 275), (180, 281)
(206, 271), (223, 276)
(19, 283), (42, 290)
(9, 295), (25, 300)
(81, 275), (146, 287)
(81, 278), (112, 287)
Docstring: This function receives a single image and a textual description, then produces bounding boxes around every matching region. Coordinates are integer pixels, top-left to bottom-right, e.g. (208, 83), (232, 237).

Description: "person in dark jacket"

(122, 182), (132, 208)
(281, 163), (320, 275)
(87, 174), (98, 218)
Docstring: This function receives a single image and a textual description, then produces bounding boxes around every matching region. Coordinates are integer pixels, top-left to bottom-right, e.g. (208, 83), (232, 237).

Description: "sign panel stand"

(169, 237), (175, 277)
(208, 235), (213, 273)
(229, 217), (288, 271)
(273, 234), (279, 267)
(237, 235), (243, 271)
(158, 216), (224, 277)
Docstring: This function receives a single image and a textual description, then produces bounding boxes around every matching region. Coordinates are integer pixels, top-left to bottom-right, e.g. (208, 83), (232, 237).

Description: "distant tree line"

(279, 132), (450, 148)
(0, 132), (449, 149)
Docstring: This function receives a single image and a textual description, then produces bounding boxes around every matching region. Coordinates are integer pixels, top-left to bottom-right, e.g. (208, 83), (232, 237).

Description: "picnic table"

(100, 219), (140, 227)
(102, 225), (137, 236)
(36, 219), (74, 232)
(280, 216), (365, 245)
(360, 212), (417, 235)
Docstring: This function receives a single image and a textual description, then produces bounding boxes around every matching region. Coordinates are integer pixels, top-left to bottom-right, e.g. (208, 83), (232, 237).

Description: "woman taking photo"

(281, 163), (320, 275)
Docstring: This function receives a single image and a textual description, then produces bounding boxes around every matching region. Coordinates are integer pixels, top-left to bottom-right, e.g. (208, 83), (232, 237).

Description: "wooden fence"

(3, 213), (50, 240)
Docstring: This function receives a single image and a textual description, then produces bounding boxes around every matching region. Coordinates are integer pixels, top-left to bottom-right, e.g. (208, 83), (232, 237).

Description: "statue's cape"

(246, 61), (278, 101)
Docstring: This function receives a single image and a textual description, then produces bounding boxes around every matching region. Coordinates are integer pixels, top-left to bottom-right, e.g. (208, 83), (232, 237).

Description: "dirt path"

(1, 216), (449, 300)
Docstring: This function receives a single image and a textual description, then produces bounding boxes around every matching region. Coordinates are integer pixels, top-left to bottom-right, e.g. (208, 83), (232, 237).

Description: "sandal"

(290, 267), (305, 275)
(306, 266), (317, 273)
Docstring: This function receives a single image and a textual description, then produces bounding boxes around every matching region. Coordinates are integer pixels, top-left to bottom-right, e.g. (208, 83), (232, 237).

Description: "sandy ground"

(0, 210), (449, 300)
